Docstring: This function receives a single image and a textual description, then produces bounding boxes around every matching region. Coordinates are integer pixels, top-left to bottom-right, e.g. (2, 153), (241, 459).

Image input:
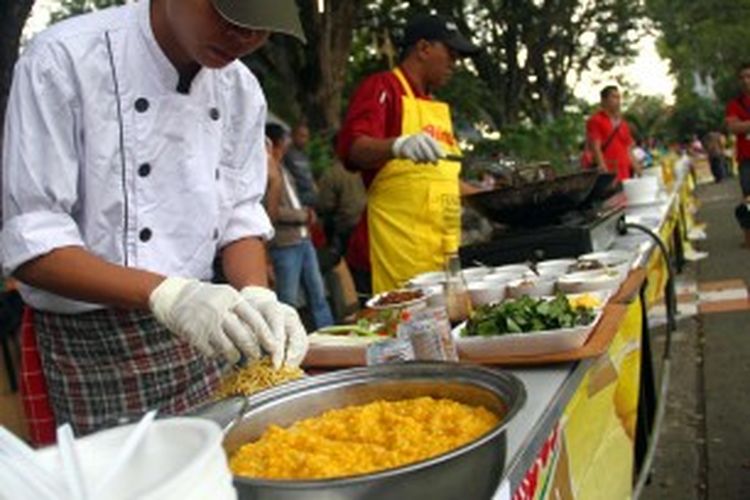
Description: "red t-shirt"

(585, 110), (634, 181)
(336, 69), (430, 272)
(725, 95), (750, 161)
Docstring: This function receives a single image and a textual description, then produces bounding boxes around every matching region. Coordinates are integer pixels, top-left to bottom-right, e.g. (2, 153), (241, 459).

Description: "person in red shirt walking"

(725, 63), (750, 197)
(583, 86), (642, 181)
(725, 62), (750, 248)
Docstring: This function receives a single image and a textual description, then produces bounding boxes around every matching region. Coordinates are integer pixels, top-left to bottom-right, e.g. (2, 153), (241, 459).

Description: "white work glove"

(149, 278), (279, 366)
(239, 286), (309, 368)
(392, 132), (445, 164)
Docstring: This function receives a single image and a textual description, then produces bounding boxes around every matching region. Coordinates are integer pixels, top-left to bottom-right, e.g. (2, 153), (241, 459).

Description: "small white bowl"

(461, 267), (492, 283)
(578, 251), (632, 278)
(484, 270), (527, 285)
(535, 259), (577, 278)
(493, 264), (532, 276)
(468, 281), (506, 306)
(507, 276), (557, 299)
(408, 271), (446, 288)
(557, 270), (621, 294)
(623, 177), (659, 205)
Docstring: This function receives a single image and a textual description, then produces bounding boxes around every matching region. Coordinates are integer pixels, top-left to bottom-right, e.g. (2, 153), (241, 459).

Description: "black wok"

(583, 172), (620, 204)
(464, 171), (599, 227)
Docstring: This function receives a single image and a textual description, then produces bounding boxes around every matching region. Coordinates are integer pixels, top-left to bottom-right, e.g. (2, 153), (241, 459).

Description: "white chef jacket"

(0, 0), (273, 314)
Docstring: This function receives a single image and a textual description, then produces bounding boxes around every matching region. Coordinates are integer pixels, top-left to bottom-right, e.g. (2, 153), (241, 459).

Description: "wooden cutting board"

(303, 269), (648, 368)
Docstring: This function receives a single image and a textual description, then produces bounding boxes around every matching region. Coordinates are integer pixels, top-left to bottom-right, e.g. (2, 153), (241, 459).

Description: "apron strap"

(392, 68), (416, 100)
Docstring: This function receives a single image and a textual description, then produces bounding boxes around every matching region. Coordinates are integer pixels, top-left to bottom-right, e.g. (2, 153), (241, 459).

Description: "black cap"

(402, 14), (479, 57)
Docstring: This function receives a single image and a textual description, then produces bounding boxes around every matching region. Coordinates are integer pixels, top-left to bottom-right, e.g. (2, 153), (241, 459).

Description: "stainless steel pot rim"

(228, 361), (526, 488)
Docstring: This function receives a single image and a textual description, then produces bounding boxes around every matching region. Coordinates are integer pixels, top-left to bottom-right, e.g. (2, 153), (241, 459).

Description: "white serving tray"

(452, 310), (603, 359)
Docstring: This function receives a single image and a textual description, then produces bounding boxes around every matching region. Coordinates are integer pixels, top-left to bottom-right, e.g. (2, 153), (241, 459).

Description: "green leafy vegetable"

(462, 294), (595, 337)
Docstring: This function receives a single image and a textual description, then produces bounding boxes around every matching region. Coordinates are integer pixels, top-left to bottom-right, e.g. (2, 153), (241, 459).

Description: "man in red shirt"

(584, 86), (642, 181)
(337, 14), (479, 293)
(725, 62), (750, 198)
(725, 62), (750, 248)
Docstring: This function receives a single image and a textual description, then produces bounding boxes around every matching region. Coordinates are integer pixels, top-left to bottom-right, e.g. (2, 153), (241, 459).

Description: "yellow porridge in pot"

(229, 396), (500, 480)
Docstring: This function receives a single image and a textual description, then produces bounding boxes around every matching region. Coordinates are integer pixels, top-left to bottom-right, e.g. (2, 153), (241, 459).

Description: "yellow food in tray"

(229, 397), (499, 480)
(215, 358), (304, 399)
(568, 293), (603, 310)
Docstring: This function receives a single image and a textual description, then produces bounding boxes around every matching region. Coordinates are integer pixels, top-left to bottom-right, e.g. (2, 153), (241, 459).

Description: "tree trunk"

(297, 0), (360, 132)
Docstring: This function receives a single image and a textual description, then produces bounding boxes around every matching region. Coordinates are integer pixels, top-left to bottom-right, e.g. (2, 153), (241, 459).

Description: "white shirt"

(1, 0), (273, 313)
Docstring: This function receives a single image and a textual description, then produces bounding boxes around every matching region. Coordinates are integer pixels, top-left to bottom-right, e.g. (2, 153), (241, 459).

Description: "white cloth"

(1, 0), (273, 313)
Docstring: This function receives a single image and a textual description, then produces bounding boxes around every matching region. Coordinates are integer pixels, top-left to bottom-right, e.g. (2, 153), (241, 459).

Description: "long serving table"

(492, 156), (693, 500)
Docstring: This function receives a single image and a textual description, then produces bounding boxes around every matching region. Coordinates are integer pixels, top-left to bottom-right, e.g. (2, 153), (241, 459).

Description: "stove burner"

(460, 197), (626, 267)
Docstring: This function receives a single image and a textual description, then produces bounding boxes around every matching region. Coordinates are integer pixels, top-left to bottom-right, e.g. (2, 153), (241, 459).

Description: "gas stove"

(460, 194), (626, 266)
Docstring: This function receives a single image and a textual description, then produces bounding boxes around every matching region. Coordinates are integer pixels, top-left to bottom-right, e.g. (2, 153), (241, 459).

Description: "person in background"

(725, 62), (750, 248)
(583, 85), (643, 180)
(725, 62), (750, 201)
(337, 14), (481, 294)
(283, 123), (318, 209)
(317, 135), (367, 260)
(704, 131), (729, 183)
(265, 124), (334, 330)
(632, 138), (653, 169)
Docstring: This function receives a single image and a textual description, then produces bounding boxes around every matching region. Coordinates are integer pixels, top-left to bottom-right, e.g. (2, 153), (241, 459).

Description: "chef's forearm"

(221, 237), (269, 289)
(14, 247), (164, 310)
(348, 136), (397, 171)
(265, 158), (283, 222)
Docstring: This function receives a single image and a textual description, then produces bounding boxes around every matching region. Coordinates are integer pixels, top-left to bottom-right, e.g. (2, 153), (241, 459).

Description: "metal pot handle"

(188, 396), (249, 430)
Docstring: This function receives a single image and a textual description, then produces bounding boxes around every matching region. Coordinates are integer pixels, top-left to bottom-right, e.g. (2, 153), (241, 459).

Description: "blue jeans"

(270, 240), (334, 329)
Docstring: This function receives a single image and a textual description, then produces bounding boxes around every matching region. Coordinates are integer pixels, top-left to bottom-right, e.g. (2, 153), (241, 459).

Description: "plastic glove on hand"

(239, 287), (309, 369)
(149, 277), (275, 365)
(392, 133), (445, 164)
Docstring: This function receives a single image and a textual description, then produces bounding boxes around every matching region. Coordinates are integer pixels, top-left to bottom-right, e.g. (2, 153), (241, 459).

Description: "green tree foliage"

(50, 0), (125, 24)
(246, 0), (366, 132)
(666, 95), (724, 142)
(624, 94), (671, 141)
(647, 0), (750, 141)
(348, 0), (645, 129)
(647, 0), (750, 103)
(469, 112), (587, 173)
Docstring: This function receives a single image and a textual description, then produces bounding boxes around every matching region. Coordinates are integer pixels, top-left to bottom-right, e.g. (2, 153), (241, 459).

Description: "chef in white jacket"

(1, 0), (308, 435)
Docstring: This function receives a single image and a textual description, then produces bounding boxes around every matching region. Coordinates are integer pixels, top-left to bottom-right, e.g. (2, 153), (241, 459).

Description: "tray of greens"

(453, 294), (602, 358)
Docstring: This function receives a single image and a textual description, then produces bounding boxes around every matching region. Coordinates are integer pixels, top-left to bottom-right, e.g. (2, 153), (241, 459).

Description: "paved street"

(642, 179), (750, 500)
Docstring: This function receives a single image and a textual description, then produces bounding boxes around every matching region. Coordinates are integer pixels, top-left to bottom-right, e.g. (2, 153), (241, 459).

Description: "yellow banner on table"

(515, 298), (643, 500)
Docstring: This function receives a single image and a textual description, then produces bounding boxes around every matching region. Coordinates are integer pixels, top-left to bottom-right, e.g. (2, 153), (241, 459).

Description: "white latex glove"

(392, 132), (445, 164)
(239, 286), (309, 368)
(149, 278), (278, 365)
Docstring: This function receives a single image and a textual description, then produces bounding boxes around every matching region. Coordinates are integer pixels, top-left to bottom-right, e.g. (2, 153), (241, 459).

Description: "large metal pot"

(195, 362), (526, 500)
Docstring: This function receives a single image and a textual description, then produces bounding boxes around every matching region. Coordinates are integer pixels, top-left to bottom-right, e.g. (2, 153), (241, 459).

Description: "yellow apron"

(368, 68), (461, 293)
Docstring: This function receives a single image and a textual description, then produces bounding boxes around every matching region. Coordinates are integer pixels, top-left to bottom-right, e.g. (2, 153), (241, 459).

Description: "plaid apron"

(19, 307), (56, 446)
(34, 308), (223, 436)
